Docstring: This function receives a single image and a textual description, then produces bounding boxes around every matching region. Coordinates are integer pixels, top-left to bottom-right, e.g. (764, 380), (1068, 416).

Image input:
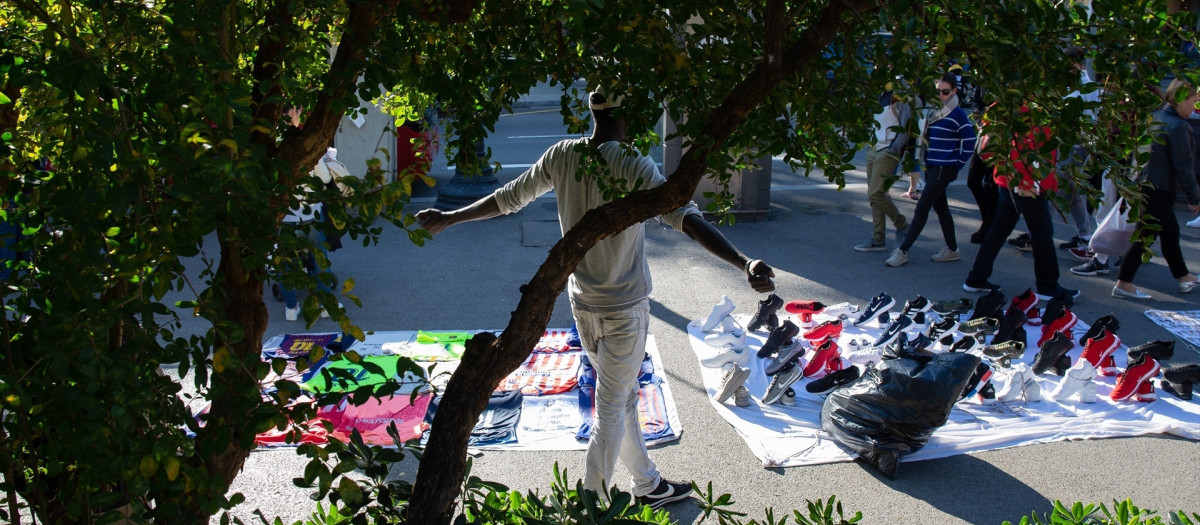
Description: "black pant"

(967, 187), (1061, 294)
(900, 164), (958, 252)
(1118, 188), (1190, 282)
(966, 152), (996, 235)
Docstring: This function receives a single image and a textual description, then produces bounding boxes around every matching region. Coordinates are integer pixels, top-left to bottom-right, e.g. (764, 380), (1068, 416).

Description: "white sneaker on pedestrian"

(284, 306), (300, 322)
(930, 247), (961, 263)
(885, 248), (908, 267)
(320, 303), (343, 319)
(1187, 215), (1200, 229)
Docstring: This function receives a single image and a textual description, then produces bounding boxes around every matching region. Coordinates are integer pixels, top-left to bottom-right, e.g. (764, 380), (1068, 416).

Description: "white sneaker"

(997, 363), (1042, 402)
(1052, 359), (1098, 402)
(703, 327), (746, 350)
(1076, 381), (1098, 403)
(822, 302), (860, 319)
(699, 343), (751, 368)
(884, 248), (908, 267)
(930, 247), (961, 262)
(713, 364), (751, 404)
(284, 306), (300, 322)
(701, 296), (736, 332)
(320, 302), (343, 319)
(1187, 215), (1200, 229)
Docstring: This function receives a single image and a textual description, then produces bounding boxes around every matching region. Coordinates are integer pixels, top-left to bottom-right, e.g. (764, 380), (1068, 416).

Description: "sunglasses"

(938, 89), (953, 95)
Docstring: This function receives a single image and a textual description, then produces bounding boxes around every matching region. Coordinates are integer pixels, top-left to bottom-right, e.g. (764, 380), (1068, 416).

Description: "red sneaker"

(1111, 354), (1160, 401)
(802, 319), (843, 341)
(1008, 288), (1040, 325)
(803, 339), (841, 378)
(1038, 309), (1078, 347)
(1134, 379), (1157, 402)
(1079, 329), (1121, 369)
(785, 300), (826, 325)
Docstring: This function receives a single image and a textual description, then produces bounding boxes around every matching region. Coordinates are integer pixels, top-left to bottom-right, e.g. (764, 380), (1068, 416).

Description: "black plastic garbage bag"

(820, 351), (980, 478)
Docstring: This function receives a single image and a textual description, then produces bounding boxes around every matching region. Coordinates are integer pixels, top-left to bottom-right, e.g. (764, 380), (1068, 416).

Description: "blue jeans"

(571, 299), (660, 498)
(899, 164), (958, 252)
(967, 187), (1061, 293)
(280, 227), (332, 309)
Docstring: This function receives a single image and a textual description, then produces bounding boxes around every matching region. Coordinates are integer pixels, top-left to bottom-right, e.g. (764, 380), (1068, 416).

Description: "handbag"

(1088, 197), (1135, 256)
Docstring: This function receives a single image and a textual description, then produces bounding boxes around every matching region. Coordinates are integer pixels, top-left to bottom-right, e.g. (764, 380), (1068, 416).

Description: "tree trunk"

(406, 0), (878, 520)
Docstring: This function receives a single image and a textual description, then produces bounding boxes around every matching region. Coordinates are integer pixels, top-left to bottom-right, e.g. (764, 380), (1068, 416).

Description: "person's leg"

(967, 187), (1020, 285)
(1115, 190), (1152, 288)
(576, 301), (660, 497)
(925, 165), (958, 251)
(865, 148), (887, 242)
(966, 153), (995, 239)
(1017, 193), (1061, 294)
(899, 165), (949, 253)
(1149, 190), (1191, 279)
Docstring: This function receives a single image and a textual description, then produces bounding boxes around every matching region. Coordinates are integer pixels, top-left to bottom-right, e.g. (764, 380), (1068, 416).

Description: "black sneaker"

(959, 317), (999, 336)
(1070, 257), (1110, 276)
(1032, 331), (1074, 375)
(931, 297), (973, 317)
(992, 308), (1029, 345)
(900, 295), (932, 316)
(960, 362), (994, 400)
(637, 479), (694, 509)
(873, 314), (914, 348)
(1035, 286), (1081, 303)
(1058, 236), (1088, 250)
(806, 366), (862, 395)
(968, 290), (1007, 321)
(756, 320), (800, 358)
(1127, 340), (1175, 361)
(925, 317), (960, 340)
(853, 292), (896, 326)
(748, 294), (784, 332)
(962, 280), (1003, 293)
(1007, 233), (1032, 252)
(1078, 314), (1120, 345)
(1041, 292), (1075, 325)
(1161, 363), (1199, 400)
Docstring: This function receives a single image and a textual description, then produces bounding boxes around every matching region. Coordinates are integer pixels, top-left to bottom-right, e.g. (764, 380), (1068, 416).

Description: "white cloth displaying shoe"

(997, 363), (1043, 403)
(701, 296), (737, 332)
(1052, 359), (1099, 403)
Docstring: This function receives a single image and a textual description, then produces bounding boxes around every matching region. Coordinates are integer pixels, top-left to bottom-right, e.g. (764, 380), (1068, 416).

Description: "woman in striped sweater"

(886, 72), (978, 267)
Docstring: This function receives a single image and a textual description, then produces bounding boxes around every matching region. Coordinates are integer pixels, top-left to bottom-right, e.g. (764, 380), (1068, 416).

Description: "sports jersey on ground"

(318, 392), (432, 445)
(497, 350), (582, 395)
(422, 389), (523, 447)
(535, 329), (577, 353)
(516, 395), (584, 446)
(302, 354), (427, 394)
(264, 333), (338, 359)
(254, 417), (331, 447)
(414, 330), (475, 356)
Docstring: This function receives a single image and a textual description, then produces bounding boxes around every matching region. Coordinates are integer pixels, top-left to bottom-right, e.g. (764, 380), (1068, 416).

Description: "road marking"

(506, 134), (580, 139)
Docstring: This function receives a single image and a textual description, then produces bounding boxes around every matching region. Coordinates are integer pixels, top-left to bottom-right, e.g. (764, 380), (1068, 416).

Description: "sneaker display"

(925, 317), (960, 340)
(802, 319), (843, 341)
(1037, 309), (1078, 347)
(977, 382), (997, 405)
(1040, 290), (1076, 325)
(903, 333), (935, 354)
(853, 292), (896, 326)
(960, 362), (994, 401)
(1032, 331), (1074, 375)
(700, 296), (737, 332)
(842, 338), (882, 365)
(873, 315), (914, 349)
(1007, 232), (1032, 251)
(284, 306), (300, 322)
(1127, 340), (1174, 362)
(930, 246), (961, 262)
(1070, 257), (1110, 276)
(637, 479), (694, 510)
(983, 340), (1026, 367)
(713, 364), (751, 404)
(1058, 236), (1088, 251)
(959, 317), (999, 336)
(802, 338), (843, 378)
(733, 385), (751, 407)
(1051, 359), (1098, 402)
(781, 388), (797, 406)
(997, 363), (1042, 402)
(806, 366), (862, 395)
(1078, 314), (1121, 345)
(884, 248), (909, 267)
(764, 339), (808, 376)
(1160, 364), (1199, 401)
(1133, 380), (1157, 402)
(1097, 355), (1119, 376)
(931, 297), (973, 317)
(748, 293), (784, 332)
(784, 300), (826, 325)
(968, 290), (1007, 321)
(699, 342), (752, 369)
(1068, 246), (1095, 261)
(1110, 353), (1161, 401)
(948, 335), (981, 354)
(763, 364), (804, 404)
(702, 325), (747, 349)
(1079, 329), (1121, 370)
(854, 238), (888, 252)
(1075, 381), (1098, 403)
(756, 320), (800, 358)
(900, 295), (932, 316)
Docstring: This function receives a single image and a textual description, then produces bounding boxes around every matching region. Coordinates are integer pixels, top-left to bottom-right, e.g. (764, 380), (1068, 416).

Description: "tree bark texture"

(407, 0), (880, 521)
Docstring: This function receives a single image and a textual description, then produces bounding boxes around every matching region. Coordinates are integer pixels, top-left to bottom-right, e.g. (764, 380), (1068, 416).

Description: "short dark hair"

(939, 72), (959, 89)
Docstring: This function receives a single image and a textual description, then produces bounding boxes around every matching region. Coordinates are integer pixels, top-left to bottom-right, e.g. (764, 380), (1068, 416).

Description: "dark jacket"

(1143, 107), (1200, 205)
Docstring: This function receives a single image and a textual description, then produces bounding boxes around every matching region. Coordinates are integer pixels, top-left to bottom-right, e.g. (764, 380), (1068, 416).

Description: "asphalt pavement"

(213, 91), (1200, 524)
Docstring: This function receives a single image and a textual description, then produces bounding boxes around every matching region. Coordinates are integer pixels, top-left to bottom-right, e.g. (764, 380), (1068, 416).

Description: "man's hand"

(745, 259), (775, 293)
(416, 208), (450, 237)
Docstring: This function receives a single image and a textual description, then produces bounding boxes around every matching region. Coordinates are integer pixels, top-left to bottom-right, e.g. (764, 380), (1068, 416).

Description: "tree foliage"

(0, 0), (1196, 524)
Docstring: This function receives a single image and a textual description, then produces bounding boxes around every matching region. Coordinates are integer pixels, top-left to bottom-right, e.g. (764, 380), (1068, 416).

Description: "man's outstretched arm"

(415, 195), (504, 237)
(681, 214), (775, 293)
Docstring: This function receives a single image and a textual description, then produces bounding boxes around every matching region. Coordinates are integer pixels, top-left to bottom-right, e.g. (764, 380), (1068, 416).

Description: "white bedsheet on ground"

(690, 312), (1200, 468)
